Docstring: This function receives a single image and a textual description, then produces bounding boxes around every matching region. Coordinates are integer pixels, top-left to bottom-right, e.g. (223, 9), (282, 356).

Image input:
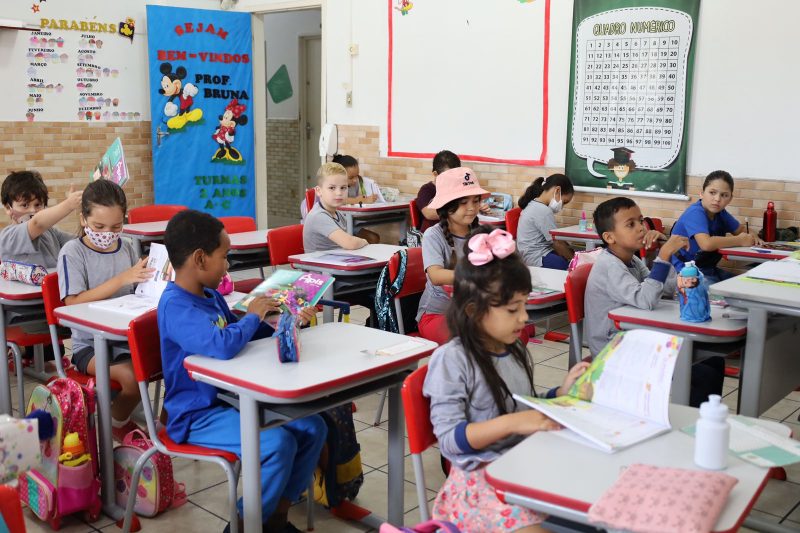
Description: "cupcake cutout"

(95, 40), (103, 49)
(27, 96), (34, 105)
(60, 53), (68, 62)
(112, 111), (119, 119)
(27, 67), (36, 76)
(26, 112), (34, 122)
(45, 84), (54, 93)
(29, 36), (38, 45)
(85, 83), (93, 89)
(26, 52), (34, 60)
(102, 68), (110, 77)
(57, 37), (64, 48)
(86, 68), (94, 77)
(94, 111), (101, 120)
(111, 69), (119, 78)
(77, 112), (84, 120)
(88, 39), (95, 47)
(35, 52), (44, 60)
(79, 38), (88, 47)
(134, 112), (141, 120)
(55, 84), (63, 93)
(102, 111), (109, 120)
(120, 112), (127, 119)
(85, 111), (93, 120)
(50, 53), (60, 62)
(76, 82), (85, 89)
(112, 98), (119, 106)
(79, 97), (87, 105)
(35, 96), (43, 103)
(76, 67), (85, 76)
(87, 96), (96, 103)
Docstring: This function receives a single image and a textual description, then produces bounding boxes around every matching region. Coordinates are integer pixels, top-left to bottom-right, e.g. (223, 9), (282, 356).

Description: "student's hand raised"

(121, 257), (156, 285)
(64, 185), (83, 212)
(510, 410), (562, 435)
(738, 232), (756, 247)
(658, 234), (690, 261)
(555, 361), (590, 397)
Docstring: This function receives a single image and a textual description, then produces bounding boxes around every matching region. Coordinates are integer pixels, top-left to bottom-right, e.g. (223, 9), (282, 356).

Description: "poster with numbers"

(565, 0), (699, 197)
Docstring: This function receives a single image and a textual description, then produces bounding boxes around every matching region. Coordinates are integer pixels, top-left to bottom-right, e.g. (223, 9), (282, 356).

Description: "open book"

(88, 243), (174, 317)
(234, 269), (334, 314)
(515, 329), (682, 453)
(744, 257), (800, 286)
(90, 137), (129, 187)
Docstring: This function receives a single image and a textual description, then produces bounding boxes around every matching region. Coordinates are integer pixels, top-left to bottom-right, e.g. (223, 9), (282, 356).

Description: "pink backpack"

(18, 378), (102, 530)
(113, 429), (186, 517)
(567, 247), (603, 272)
(380, 520), (461, 533)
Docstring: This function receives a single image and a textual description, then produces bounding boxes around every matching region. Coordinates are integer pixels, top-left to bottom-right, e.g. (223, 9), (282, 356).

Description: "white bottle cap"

(700, 394), (728, 421)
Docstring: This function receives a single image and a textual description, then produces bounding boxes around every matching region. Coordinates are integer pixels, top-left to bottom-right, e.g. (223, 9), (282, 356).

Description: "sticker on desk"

(373, 339), (427, 356)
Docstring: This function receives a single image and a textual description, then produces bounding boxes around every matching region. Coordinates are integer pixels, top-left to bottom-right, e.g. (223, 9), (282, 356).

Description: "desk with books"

(550, 225), (602, 251)
(338, 201), (410, 236)
(720, 242), (795, 264)
(122, 220), (169, 257)
(228, 229), (271, 276)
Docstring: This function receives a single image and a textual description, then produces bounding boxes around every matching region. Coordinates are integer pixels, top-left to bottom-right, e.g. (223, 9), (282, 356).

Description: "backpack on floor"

(113, 429), (186, 518)
(313, 404), (364, 508)
(18, 378), (102, 530)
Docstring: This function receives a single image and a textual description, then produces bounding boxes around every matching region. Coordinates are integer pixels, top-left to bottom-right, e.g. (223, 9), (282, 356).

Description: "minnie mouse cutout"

(211, 99), (248, 162)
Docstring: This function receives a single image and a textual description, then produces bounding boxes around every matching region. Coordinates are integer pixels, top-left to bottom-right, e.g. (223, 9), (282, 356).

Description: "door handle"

(156, 125), (170, 147)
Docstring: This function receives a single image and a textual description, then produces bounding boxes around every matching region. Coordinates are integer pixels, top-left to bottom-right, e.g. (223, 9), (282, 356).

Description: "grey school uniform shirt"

(423, 338), (540, 471)
(0, 222), (73, 270)
(415, 224), (466, 322)
(584, 249), (676, 357)
(303, 202), (347, 252)
(57, 237), (138, 353)
(517, 200), (556, 267)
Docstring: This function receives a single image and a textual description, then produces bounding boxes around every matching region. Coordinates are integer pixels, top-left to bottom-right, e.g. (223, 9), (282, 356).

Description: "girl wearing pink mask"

(57, 179), (155, 442)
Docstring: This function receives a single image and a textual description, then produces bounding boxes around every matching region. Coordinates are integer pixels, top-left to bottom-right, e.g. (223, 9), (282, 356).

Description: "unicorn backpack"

(18, 378), (101, 530)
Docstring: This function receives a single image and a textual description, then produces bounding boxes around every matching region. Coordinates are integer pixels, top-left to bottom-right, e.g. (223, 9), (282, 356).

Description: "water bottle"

(694, 394), (730, 470)
(579, 210), (587, 232)
(762, 201), (777, 242)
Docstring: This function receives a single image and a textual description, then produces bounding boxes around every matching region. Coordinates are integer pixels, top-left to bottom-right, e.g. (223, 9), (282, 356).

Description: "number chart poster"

(146, 5), (254, 218)
(565, 0), (699, 196)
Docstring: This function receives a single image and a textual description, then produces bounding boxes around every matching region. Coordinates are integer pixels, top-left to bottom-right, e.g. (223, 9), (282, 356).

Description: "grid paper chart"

(571, 8), (693, 175)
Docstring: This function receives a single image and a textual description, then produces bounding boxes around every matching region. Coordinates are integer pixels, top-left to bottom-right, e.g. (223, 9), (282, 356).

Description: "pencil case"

(275, 312), (300, 363)
(0, 260), (48, 286)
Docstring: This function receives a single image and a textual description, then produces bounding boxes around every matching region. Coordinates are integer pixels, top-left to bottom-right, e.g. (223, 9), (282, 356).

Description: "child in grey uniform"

(423, 226), (588, 532)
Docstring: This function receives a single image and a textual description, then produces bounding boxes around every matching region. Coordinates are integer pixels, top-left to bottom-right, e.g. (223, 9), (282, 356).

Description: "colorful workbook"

(744, 257), (800, 286)
(515, 329), (683, 453)
(90, 137), (129, 187)
(234, 269), (334, 314)
(87, 243), (174, 317)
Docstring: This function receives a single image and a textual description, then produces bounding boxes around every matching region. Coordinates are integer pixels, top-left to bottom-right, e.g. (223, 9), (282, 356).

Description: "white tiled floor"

(14, 299), (800, 532)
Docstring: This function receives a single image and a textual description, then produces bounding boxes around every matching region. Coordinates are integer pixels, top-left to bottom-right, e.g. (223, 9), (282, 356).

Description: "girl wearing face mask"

(516, 174), (575, 270)
(57, 179), (155, 441)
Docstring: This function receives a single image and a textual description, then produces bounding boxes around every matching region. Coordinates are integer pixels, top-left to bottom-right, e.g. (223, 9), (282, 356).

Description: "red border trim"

(55, 309), (130, 336)
(527, 292), (564, 305)
(550, 229), (600, 240)
(386, 0), (550, 166)
(288, 257), (387, 271)
(718, 470), (771, 533)
(338, 203), (410, 213)
(721, 249), (783, 260)
(0, 290), (43, 301)
(184, 348), (434, 399)
(609, 313), (746, 338)
(485, 470), (592, 514)
(229, 242), (268, 251)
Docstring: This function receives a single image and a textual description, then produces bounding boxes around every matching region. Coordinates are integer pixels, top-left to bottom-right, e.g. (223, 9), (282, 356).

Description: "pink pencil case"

(0, 260), (48, 286)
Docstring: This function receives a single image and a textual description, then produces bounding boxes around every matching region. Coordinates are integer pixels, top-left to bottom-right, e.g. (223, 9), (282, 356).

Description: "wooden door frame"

(298, 33), (322, 201)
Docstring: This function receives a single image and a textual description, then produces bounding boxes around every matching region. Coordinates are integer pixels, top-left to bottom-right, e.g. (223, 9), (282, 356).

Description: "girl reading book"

(423, 226), (588, 532)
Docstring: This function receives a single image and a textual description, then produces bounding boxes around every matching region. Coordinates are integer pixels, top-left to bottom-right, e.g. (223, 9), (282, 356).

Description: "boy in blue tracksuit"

(158, 209), (326, 533)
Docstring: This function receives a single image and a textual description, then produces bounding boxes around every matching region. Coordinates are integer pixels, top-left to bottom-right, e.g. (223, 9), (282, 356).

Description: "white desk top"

(289, 244), (405, 272)
(229, 230), (270, 250)
(720, 245), (792, 260)
(550, 224), (601, 240)
(122, 220), (170, 236)
(609, 300), (747, 339)
(184, 322), (437, 403)
(711, 273), (800, 310)
(55, 291), (245, 337)
(477, 214), (505, 225)
(338, 200), (410, 213)
(486, 404), (787, 533)
(0, 279), (43, 301)
(528, 266), (567, 292)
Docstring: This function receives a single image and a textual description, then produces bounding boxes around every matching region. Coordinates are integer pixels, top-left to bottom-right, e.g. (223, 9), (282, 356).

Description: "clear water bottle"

(694, 394), (730, 470)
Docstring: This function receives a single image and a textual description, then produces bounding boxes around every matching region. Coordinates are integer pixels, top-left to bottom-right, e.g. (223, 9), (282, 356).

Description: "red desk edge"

(721, 249), (784, 260)
(338, 203), (410, 213)
(550, 229), (600, 240)
(0, 289), (43, 301)
(288, 257), (387, 271)
(54, 308), (131, 337)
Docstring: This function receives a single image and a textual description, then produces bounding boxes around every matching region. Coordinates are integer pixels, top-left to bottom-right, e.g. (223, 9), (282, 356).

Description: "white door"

(301, 35), (322, 193)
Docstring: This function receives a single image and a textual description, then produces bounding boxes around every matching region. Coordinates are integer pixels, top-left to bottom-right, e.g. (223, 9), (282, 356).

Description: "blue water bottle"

(677, 261), (711, 323)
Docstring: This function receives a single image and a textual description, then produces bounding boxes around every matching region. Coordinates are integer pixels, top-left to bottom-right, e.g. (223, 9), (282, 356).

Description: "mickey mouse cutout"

(159, 62), (203, 130)
(212, 99), (247, 162)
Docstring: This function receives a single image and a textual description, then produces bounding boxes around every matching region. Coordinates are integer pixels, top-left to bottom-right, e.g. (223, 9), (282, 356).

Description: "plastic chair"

(639, 217), (665, 263)
(409, 198), (422, 231)
(305, 189), (316, 212)
(219, 216), (257, 235)
(41, 273), (123, 392)
(120, 309), (241, 533)
(0, 484), (25, 533)
(6, 323), (64, 413)
(505, 207), (522, 239)
(401, 364), (436, 521)
(267, 224), (305, 267)
(127, 205), (187, 224)
(565, 263), (593, 367)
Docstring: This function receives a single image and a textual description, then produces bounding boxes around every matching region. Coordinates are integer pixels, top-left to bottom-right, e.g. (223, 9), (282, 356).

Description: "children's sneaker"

(111, 420), (144, 443)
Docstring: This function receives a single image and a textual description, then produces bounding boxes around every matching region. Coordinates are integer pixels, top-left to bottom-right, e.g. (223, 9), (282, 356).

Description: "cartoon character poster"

(146, 6), (254, 217)
(564, 0), (699, 196)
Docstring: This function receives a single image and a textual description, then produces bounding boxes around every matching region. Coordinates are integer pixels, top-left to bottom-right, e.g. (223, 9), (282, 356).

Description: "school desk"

(122, 220), (169, 256)
(289, 244), (405, 322)
(184, 322), (437, 533)
(53, 291), (244, 520)
(485, 404), (790, 533)
(550, 225), (602, 250)
(0, 280), (43, 414)
(608, 300), (747, 406)
(477, 213), (506, 227)
(711, 273), (800, 417)
(720, 244), (793, 263)
(227, 229), (271, 277)
(338, 200), (410, 236)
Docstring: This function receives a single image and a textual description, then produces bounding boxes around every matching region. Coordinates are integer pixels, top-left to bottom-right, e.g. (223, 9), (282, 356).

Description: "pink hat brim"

(427, 186), (490, 210)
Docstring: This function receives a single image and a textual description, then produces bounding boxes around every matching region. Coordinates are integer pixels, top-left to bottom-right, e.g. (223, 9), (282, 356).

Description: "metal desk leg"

(322, 285), (334, 324)
(94, 335), (124, 520)
(240, 394), (262, 533)
(0, 304), (10, 414)
(739, 308), (768, 417)
(672, 338), (692, 406)
(585, 241), (596, 251)
(345, 214), (355, 235)
(387, 384), (405, 526)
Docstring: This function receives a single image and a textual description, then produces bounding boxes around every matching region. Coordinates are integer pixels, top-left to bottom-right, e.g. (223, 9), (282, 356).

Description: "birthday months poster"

(565, 0), (699, 196)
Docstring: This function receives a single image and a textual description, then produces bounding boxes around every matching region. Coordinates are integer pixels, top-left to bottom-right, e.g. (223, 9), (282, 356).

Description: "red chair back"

(505, 207), (522, 239)
(409, 199), (421, 230)
(267, 224), (304, 266)
(305, 189), (316, 212)
(565, 263), (593, 324)
(640, 217), (665, 257)
(401, 365), (437, 454)
(42, 272), (63, 327)
(219, 216), (257, 234)
(389, 248), (425, 298)
(128, 204), (187, 224)
(128, 309), (162, 383)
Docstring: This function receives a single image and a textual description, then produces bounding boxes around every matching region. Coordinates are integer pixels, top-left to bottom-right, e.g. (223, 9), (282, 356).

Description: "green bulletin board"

(565, 0), (700, 197)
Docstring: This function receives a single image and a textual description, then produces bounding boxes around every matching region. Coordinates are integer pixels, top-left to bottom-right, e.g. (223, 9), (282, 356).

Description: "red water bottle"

(762, 201), (777, 242)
